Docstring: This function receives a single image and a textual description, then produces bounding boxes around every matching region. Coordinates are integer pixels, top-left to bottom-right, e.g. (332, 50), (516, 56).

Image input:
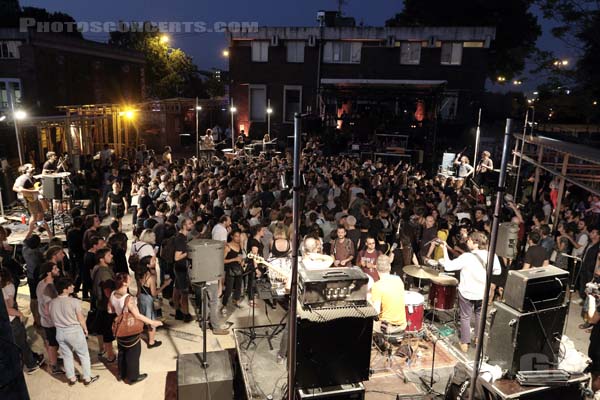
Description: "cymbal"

(402, 265), (439, 280)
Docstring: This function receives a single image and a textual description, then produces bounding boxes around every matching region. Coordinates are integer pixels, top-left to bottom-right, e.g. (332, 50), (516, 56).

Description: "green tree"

(386, 0), (541, 81)
(109, 23), (202, 99)
(0, 0), (82, 39)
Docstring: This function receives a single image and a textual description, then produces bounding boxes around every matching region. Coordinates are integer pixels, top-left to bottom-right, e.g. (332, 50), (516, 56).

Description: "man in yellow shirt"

(371, 255), (406, 333)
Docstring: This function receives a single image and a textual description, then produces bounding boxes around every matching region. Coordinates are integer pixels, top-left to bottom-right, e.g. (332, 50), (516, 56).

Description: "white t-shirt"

(212, 224), (228, 242)
(109, 292), (135, 315)
(2, 283), (16, 322)
(443, 250), (501, 301)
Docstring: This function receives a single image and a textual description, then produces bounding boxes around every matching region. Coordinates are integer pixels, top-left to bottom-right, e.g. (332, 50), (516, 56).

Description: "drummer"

(371, 255), (406, 334)
(439, 231), (501, 353)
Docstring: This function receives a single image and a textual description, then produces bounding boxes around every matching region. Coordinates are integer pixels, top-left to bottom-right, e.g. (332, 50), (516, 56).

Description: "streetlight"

(230, 101), (236, 150)
(160, 34), (170, 44)
(195, 97), (202, 159)
(11, 103), (27, 165)
(266, 99), (273, 137)
(222, 49), (230, 57)
(513, 80), (522, 85)
(497, 76), (506, 83)
(0, 115), (6, 122)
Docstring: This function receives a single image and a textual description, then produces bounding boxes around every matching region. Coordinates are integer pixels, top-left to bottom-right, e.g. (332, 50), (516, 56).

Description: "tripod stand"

(238, 273), (277, 350)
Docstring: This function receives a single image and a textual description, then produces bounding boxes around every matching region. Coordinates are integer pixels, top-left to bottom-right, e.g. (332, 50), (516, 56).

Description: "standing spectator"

(106, 182), (128, 227)
(108, 221), (129, 274)
(358, 236), (381, 281)
(49, 277), (99, 386)
(2, 267), (44, 374)
(82, 214), (102, 251)
(173, 218), (194, 322)
(135, 256), (162, 348)
(82, 236), (105, 300)
(36, 262), (63, 374)
(523, 231), (550, 269)
(211, 215), (231, 241)
(91, 248), (116, 362)
(109, 272), (162, 384)
(22, 234), (43, 327)
(67, 217), (85, 296)
(539, 224), (555, 259)
(330, 226), (354, 267)
(223, 229), (245, 311)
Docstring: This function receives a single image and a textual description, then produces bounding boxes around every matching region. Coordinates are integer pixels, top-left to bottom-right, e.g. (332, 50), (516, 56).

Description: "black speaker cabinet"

(485, 301), (567, 377)
(296, 316), (373, 389)
(177, 351), (233, 400)
(42, 176), (62, 200)
(504, 266), (568, 312)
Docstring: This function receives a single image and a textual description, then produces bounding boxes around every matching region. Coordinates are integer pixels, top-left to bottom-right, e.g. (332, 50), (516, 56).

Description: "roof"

(527, 135), (600, 166)
(321, 78), (447, 88)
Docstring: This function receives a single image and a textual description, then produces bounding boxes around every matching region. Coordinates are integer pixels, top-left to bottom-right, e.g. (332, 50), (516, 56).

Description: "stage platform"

(234, 325), (460, 400)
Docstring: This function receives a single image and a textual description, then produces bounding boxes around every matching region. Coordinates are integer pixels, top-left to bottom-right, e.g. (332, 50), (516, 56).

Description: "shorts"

(110, 204), (125, 219)
(96, 309), (116, 342)
(43, 326), (59, 347)
(174, 267), (190, 293)
(27, 200), (43, 215)
(138, 293), (156, 322)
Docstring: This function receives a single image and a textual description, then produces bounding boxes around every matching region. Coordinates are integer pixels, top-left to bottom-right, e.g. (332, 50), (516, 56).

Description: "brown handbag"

(112, 295), (144, 338)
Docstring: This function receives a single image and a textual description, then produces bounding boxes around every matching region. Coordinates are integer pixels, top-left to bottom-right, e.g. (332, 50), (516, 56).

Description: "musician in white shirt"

(439, 231), (501, 353)
(13, 164), (52, 239)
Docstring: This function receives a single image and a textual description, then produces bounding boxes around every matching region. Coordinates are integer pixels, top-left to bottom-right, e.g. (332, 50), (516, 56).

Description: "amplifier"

(485, 301), (567, 377)
(504, 266), (568, 312)
(298, 267), (368, 308)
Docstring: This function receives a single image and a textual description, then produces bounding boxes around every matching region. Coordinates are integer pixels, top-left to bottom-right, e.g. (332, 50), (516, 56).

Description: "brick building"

(227, 15), (495, 157)
(0, 28), (145, 163)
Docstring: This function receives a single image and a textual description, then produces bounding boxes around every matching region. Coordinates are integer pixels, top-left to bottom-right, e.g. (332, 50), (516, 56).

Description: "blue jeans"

(56, 325), (91, 380)
(138, 293), (156, 321)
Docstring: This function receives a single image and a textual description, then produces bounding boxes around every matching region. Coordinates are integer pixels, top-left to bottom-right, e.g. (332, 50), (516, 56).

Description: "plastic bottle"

(21, 214), (26, 224)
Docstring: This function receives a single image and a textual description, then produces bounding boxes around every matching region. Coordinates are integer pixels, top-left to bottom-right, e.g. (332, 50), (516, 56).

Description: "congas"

(404, 291), (425, 332)
(428, 275), (458, 311)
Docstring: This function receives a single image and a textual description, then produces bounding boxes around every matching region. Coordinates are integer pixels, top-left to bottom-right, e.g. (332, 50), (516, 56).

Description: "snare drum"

(404, 291), (425, 332)
(428, 275), (458, 311)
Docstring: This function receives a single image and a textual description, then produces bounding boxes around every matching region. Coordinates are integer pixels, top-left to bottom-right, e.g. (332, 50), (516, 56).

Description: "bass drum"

(404, 291), (425, 332)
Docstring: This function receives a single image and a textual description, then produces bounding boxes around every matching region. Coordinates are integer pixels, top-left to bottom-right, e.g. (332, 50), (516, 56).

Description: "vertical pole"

(195, 97), (199, 159)
(267, 98), (271, 135)
(473, 108), (482, 170)
(10, 97), (23, 165)
(468, 118), (513, 400)
(201, 285), (209, 368)
(513, 108), (530, 200)
(532, 145), (544, 202)
(230, 98), (235, 150)
(554, 154), (569, 225)
(287, 113), (302, 400)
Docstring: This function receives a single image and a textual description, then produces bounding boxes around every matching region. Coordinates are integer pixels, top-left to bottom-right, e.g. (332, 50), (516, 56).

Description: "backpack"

(160, 236), (176, 264)
(128, 242), (149, 271)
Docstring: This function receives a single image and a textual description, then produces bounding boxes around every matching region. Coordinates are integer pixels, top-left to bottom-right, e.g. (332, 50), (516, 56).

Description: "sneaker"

(51, 365), (65, 375)
(276, 355), (285, 365)
(221, 307), (228, 316)
(130, 373), (148, 385)
(183, 314), (193, 323)
(148, 340), (162, 349)
(68, 377), (78, 386)
(83, 375), (99, 386)
(175, 309), (184, 320)
(579, 322), (592, 329)
(25, 365), (40, 375)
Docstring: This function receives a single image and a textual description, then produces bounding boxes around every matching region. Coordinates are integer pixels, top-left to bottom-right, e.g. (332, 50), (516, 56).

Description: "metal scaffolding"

(512, 134), (600, 223)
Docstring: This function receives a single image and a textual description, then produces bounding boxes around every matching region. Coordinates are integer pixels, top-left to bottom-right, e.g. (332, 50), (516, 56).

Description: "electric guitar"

(247, 253), (290, 283)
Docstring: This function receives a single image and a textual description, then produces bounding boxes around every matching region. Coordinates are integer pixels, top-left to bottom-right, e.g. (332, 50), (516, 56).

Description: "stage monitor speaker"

(496, 222), (519, 259)
(296, 314), (373, 389)
(188, 239), (225, 283)
(177, 351), (233, 400)
(485, 301), (567, 377)
(297, 383), (365, 400)
(42, 176), (62, 200)
(504, 266), (568, 312)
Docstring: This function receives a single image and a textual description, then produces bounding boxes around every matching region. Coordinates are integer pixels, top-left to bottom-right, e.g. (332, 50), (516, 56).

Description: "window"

(0, 79), (21, 110)
(441, 42), (463, 65)
(286, 41), (305, 63)
(400, 42), (421, 65)
(0, 41), (20, 59)
(249, 85), (267, 121)
(251, 41), (269, 62)
(439, 92), (459, 120)
(283, 85), (302, 123)
(323, 41), (361, 64)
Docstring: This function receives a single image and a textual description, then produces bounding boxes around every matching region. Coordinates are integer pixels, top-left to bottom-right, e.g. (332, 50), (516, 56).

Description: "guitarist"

(13, 164), (52, 239)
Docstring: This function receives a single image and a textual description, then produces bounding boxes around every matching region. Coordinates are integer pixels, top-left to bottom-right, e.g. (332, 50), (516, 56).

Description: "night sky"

(21, 0), (574, 93)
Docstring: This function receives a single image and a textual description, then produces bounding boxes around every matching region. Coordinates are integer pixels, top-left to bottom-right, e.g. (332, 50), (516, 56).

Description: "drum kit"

(402, 261), (459, 333)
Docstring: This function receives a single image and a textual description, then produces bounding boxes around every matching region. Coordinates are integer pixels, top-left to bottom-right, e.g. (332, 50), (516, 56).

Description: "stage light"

(230, 106), (237, 113)
(196, 106), (202, 111)
(266, 107), (273, 114)
(0, 115), (5, 122)
(14, 110), (27, 120)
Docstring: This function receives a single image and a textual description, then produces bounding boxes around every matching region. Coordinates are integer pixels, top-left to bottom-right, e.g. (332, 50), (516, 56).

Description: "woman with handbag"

(109, 272), (162, 384)
(135, 255), (162, 348)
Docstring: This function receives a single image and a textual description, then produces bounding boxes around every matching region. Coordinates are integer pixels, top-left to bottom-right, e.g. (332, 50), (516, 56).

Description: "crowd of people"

(4, 140), (600, 389)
